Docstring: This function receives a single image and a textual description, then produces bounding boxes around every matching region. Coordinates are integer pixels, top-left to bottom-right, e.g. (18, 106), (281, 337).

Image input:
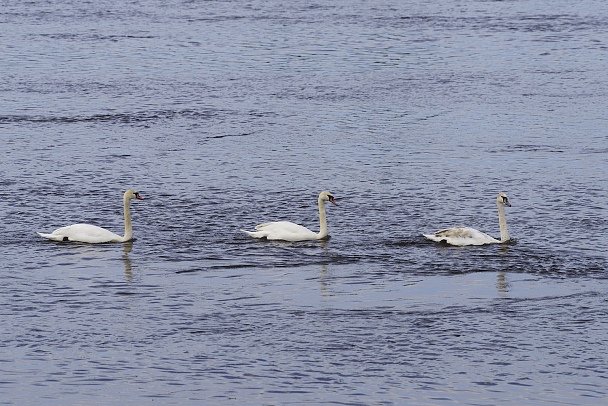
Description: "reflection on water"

(122, 241), (133, 282)
(498, 244), (512, 255)
(319, 264), (331, 297)
(496, 272), (510, 294)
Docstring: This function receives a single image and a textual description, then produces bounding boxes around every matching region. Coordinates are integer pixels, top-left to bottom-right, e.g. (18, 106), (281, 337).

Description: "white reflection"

(122, 241), (133, 282)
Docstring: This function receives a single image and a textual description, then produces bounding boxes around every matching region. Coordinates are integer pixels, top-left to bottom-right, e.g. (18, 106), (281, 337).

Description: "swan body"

(242, 191), (337, 242)
(424, 192), (511, 246)
(38, 190), (143, 243)
(424, 226), (501, 246)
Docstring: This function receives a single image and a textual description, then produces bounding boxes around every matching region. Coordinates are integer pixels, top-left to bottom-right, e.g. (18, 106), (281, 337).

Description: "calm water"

(1, 0), (608, 404)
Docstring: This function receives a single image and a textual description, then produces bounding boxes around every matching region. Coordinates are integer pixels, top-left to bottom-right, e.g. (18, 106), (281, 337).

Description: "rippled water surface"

(1, 0), (608, 404)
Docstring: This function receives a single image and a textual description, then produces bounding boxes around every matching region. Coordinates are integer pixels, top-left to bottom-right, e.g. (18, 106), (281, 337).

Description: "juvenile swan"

(242, 191), (337, 242)
(37, 190), (144, 243)
(423, 192), (511, 246)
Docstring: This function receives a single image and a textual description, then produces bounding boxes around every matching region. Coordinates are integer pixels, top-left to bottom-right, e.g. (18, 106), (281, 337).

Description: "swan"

(37, 190), (144, 243)
(242, 191), (337, 241)
(423, 192), (511, 246)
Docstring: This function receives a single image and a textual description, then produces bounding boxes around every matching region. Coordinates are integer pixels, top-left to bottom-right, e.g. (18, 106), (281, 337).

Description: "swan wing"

(424, 226), (500, 246)
(242, 221), (319, 241)
(38, 223), (123, 243)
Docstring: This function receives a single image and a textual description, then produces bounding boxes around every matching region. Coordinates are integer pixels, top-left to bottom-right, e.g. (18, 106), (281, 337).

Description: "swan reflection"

(319, 264), (332, 297)
(496, 272), (510, 293)
(122, 241), (133, 281)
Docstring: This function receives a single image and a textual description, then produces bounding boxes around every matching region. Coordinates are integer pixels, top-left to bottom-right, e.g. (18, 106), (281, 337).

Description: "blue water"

(1, 0), (607, 404)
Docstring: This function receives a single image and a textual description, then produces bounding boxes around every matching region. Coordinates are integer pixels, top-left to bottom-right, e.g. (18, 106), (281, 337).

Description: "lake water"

(1, 0), (607, 404)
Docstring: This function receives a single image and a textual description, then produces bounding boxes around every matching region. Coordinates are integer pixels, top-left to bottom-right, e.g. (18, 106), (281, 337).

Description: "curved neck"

(123, 197), (133, 242)
(317, 198), (328, 238)
(497, 201), (509, 242)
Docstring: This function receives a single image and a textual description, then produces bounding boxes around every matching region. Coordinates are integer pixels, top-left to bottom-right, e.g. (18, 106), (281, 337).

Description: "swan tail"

(37, 232), (65, 241)
(423, 233), (447, 243)
(241, 222), (274, 238)
(241, 229), (267, 239)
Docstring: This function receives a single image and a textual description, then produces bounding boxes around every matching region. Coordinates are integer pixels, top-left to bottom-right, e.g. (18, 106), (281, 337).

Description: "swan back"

(247, 221), (321, 241)
(423, 227), (500, 246)
(38, 224), (124, 243)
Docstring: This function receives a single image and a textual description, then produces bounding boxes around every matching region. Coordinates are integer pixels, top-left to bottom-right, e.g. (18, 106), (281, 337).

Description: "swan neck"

(123, 196), (133, 242)
(497, 201), (509, 242)
(318, 198), (328, 238)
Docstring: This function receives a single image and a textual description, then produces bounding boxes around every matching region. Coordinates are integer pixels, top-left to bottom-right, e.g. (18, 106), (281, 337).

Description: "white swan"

(37, 190), (144, 243)
(423, 192), (511, 246)
(242, 191), (337, 241)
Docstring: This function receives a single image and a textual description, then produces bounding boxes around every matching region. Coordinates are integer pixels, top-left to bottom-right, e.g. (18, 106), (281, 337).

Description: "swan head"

(319, 191), (337, 205)
(124, 189), (144, 201)
(497, 192), (511, 207)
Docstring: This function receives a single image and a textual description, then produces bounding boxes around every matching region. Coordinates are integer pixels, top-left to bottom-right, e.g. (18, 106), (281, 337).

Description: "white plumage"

(37, 190), (143, 243)
(423, 192), (511, 246)
(242, 191), (337, 242)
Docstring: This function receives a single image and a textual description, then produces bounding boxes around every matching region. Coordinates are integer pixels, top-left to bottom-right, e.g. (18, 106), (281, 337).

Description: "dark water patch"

(37, 33), (157, 41)
(0, 109), (224, 125)
(488, 144), (566, 154)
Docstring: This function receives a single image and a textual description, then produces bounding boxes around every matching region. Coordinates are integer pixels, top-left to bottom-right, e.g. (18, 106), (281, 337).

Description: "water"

(1, 0), (607, 404)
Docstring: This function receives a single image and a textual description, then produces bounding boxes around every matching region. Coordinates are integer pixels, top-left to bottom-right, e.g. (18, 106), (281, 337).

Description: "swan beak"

(135, 193), (144, 200)
(329, 196), (337, 206)
(504, 199), (511, 207)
